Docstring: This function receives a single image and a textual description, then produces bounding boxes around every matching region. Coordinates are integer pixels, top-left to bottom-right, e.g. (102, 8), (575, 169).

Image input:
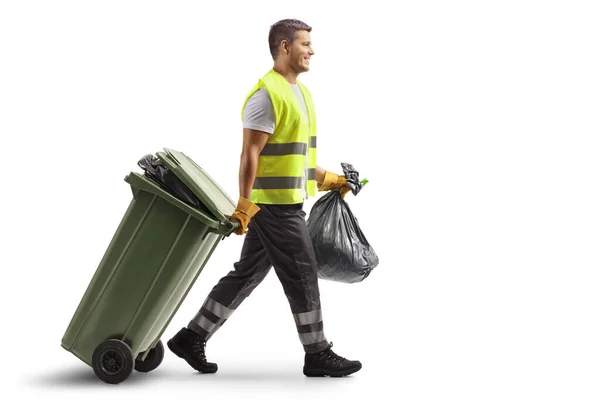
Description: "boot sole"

(167, 339), (218, 374)
(303, 363), (362, 377)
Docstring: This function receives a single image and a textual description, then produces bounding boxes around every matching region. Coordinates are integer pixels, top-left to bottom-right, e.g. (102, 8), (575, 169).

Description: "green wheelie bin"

(61, 148), (239, 384)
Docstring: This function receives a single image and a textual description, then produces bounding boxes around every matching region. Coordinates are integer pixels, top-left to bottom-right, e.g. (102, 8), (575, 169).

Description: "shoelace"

(320, 342), (348, 368)
(190, 339), (208, 362)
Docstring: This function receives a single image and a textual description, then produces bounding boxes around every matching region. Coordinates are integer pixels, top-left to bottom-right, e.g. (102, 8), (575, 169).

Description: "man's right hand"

(230, 197), (261, 235)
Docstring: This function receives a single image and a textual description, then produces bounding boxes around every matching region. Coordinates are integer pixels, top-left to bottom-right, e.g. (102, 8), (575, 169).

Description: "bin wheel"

(92, 339), (134, 384)
(134, 340), (164, 373)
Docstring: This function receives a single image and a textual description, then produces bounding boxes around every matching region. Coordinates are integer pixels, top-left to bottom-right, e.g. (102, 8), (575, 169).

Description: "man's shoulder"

(247, 88), (271, 104)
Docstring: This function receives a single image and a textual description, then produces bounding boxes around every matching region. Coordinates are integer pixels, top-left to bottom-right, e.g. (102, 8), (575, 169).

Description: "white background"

(1, 0), (599, 399)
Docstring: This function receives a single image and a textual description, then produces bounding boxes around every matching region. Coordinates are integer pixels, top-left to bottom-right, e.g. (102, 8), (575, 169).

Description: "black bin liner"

(137, 154), (201, 209)
(307, 163), (379, 283)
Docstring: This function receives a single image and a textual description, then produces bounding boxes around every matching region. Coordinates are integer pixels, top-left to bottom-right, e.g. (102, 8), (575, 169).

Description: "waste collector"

(168, 18), (362, 378)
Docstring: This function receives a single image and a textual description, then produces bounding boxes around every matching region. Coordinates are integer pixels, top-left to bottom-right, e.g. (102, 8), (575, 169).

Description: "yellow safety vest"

(241, 69), (317, 205)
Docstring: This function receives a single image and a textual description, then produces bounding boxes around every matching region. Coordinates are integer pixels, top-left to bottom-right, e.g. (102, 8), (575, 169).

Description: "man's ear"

(280, 40), (291, 56)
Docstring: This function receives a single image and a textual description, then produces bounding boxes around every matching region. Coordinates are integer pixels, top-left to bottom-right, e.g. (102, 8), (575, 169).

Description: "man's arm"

(316, 165), (326, 185)
(239, 128), (271, 199)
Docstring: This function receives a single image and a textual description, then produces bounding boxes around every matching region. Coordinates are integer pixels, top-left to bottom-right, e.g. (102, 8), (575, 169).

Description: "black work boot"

(167, 327), (218, 373)
(303, 342), (362, 377)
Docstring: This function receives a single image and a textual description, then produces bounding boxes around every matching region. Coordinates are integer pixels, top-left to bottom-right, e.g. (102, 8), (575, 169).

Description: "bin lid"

(156, 148), (236, 224)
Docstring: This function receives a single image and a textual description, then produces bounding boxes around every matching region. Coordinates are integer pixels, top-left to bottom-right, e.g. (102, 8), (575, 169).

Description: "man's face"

(288, 30), (314, 73)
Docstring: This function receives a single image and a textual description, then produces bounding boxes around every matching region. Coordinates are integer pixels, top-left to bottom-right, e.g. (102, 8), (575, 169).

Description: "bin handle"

(225, 219), (240, 232)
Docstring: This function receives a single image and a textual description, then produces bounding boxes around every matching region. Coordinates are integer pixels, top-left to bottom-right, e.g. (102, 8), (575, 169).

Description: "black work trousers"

(187, 202), (329, 353)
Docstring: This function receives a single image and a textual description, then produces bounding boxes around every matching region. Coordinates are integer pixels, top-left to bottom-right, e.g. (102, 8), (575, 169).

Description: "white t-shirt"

(243, 85), (310, 199)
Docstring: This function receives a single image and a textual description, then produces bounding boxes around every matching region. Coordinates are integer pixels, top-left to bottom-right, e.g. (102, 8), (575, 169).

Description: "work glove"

(229, 197), (261, 235)
(339, 184), (352, 199)
(318, 170), (352, 199)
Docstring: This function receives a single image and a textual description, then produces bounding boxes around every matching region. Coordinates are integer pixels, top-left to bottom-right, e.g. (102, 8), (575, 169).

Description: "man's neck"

(273, 64), (299, 84)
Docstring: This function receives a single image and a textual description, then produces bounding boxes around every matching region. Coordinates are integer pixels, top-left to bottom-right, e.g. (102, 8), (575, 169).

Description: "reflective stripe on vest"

(242, 69), (317, 205)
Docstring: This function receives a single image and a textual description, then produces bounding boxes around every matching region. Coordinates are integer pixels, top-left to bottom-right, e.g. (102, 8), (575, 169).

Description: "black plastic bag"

(339, 162), (364, 197)
(137, 154), (201, 208)
(307, 163), (378, 283)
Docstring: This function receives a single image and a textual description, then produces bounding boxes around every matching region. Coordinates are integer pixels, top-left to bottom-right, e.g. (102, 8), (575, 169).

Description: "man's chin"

(292, 64), (310, 74)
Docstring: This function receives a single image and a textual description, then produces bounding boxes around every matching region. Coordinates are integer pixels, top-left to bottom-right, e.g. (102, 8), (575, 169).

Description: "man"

(168, 19), (361, 378)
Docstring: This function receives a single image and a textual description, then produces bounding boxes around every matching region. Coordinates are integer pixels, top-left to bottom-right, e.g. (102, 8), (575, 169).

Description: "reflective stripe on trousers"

(188, 297), (234, 341)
